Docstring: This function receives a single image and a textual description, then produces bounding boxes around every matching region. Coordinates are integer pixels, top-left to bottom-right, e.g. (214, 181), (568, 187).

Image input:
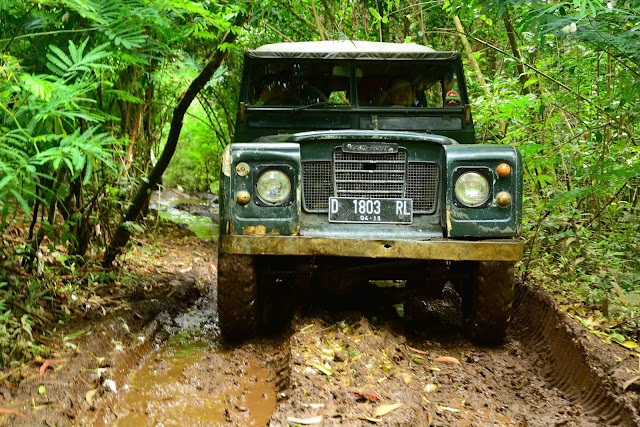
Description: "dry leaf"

(408, 346), (428, 355)
(437, 405), (460, 413)
(433, 356), (460, 365)
(311, 362), (332, 376)
(349, 389), (380, 401)
(39, 360), (50, 377)
(286, 415), (323, 424)
(621, 341), (639, 349)
(373, 403), (402, 417)
(86, 388), (99, 405)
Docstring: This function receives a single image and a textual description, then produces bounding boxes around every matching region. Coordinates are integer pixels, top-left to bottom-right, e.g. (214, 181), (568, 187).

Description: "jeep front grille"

(301, 147), (438, 214)
(302, 162), (332, 212)
(407, 162), (438, 212)
(334, 148), (407, 199)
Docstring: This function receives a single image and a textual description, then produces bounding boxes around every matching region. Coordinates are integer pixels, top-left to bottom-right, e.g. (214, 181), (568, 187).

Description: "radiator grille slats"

(301, 146), (438, 215)
(301, 162), (332, 212)
(407, 163), (438, 213)
(334, 148), (406, 199)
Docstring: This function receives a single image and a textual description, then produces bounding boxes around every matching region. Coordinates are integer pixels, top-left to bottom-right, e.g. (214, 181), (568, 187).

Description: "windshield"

(246, 60), (462, 108)
(248, 61), (351, 106)
(357, 62), (461, 108)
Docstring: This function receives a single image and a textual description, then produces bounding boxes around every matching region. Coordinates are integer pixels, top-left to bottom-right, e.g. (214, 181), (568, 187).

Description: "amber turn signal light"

(497, 163), (511, 178)
(236, 190), (250, 205)
(496, 192), (511, 207)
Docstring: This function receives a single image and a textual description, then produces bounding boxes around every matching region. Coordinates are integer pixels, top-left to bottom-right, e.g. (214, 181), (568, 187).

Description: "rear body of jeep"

(218, 41), (523, 344)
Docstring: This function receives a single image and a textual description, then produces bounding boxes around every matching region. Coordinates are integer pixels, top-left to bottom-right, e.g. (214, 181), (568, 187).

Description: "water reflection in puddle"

(105, 339), (275, 426)
(90, 299), (276, 425)
(150, 189), (219, 240)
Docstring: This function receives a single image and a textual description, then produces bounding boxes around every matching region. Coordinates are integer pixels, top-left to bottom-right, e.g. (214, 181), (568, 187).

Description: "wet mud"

(2, 221), (640, 426)
(271, 282), (640, 425)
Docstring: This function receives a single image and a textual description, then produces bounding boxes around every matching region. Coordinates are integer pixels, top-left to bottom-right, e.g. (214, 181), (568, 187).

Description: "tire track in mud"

(512, 281), (640, 426)
(270, 281), (640, 425)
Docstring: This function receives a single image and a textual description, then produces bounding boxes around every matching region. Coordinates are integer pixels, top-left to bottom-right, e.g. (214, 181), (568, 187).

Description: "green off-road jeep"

(218, 41), (523, 344)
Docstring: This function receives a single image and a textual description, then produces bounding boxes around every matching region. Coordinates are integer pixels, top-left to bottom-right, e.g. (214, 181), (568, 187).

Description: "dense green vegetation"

(1, 0), (639, 365)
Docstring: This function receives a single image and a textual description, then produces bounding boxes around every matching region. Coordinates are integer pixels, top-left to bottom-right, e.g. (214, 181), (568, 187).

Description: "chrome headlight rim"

(254, 165), (294, 206)
(453, 168), (492, 208)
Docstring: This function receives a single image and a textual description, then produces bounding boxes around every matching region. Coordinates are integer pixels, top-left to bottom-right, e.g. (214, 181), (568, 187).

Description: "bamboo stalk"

(310, 0), (326, 40)
(453, 16), (506, 135)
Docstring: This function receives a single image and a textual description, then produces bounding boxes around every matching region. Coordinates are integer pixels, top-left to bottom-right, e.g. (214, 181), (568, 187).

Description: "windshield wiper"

(292, 101), (329, 112)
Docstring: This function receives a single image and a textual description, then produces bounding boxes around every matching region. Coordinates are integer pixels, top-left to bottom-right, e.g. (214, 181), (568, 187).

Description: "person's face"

(391, 80), (413, 106)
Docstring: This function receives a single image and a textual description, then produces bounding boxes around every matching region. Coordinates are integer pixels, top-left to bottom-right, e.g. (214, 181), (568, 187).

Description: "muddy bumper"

(220, 235), (523, 261)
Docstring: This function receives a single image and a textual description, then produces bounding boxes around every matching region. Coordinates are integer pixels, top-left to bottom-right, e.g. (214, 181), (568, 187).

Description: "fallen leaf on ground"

(86, 388), (99, 405)
(373, 403), (402, 417)
(408, 346), (428, 355)
(38, 385), (46, 395)
(63, 330), (88, 341)
(311, 362), (332, 376)
(349, 389), (380, 401)
(433, 356), (460, 365)
(621, 341), (639, 349)
(39, 360), (50, 377)
(437, 405), (460, 413)
(286, 415), (323, 424)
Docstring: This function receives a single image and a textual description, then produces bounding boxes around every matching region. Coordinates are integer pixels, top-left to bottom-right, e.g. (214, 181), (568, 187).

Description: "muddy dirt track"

(2, 223), (640, 426)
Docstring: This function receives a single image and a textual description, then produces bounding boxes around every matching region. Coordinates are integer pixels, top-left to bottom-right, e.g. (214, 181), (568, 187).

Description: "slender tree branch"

(102, 11), (249, 266)
(260, 19), (293, 42)
(0, 27), (98, 44)
(2, 3), (37, 53)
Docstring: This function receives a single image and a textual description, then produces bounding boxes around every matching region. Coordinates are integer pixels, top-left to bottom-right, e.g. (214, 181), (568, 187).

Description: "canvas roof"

(247, 41), (460, 60)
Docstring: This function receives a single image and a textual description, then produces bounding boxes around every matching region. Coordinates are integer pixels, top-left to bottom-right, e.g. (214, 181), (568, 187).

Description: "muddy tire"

(466, 261), (515, 345)
(217, 254), (258, 341)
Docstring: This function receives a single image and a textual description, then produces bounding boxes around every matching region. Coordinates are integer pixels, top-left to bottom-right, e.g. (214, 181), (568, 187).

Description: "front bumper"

(220, 235), (524, 261)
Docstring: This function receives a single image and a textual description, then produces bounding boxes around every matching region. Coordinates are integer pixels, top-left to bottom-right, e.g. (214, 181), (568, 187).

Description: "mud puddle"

(87, 297), (278, 426)
(150, 188), (219, 240)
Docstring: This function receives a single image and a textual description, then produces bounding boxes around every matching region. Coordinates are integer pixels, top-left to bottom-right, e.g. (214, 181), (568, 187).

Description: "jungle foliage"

(1, 0), (639, 365)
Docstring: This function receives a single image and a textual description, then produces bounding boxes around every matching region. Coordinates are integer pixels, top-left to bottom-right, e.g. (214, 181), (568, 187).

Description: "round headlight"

(454, 171), (490, 206)
(256, 169), (291, 204)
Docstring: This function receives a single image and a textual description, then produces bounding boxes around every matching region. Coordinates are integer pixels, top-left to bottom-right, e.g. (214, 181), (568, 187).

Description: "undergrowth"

(524, 202), (640, 344)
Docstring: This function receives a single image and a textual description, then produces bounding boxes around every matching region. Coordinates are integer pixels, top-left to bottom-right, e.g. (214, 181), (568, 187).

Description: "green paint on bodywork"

(221, 143), (300, 236)
(219, 48), (523, 258)
(443, 145), (523, 238)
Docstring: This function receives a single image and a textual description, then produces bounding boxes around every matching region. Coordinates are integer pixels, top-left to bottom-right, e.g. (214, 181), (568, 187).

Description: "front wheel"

(456, 261), (515, 345)
(217, 254), (258, 341)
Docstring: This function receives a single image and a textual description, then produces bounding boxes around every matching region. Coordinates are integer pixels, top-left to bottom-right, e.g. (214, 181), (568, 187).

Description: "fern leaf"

(48, 45), (73, 67)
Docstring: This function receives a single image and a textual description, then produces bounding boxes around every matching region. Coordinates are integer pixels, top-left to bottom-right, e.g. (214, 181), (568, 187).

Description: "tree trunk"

(102, 12), (248, 266)
(453, 15), (506, 136)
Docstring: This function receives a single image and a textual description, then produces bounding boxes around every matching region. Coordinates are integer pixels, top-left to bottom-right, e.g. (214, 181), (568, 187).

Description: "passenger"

(390, 78), (415, 107)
